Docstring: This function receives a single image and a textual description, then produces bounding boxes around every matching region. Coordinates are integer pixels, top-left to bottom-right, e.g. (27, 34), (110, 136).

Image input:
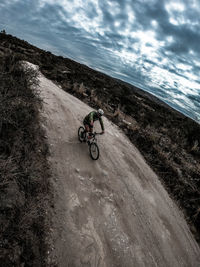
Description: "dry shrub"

(0, 54), (52, 266)
(78, 82), (85, 95)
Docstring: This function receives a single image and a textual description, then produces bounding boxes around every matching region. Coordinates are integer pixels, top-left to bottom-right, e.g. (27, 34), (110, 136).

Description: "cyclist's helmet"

(97, 108), (104, 117)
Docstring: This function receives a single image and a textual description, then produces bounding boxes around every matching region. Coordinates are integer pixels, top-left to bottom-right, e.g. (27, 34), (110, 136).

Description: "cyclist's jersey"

(83, 111), (104, 131)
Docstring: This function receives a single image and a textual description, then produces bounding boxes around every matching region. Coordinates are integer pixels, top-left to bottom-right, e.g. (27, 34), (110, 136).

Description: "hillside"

(0, 31), (200, 265)
(0, 54), (52, 265)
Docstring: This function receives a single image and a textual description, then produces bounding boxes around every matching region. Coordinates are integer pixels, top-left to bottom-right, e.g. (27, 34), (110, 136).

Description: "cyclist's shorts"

(83, 119), (93, 129)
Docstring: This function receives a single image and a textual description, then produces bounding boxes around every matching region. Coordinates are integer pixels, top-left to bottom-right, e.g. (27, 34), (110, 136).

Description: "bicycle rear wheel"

(78, 126), (85, 142)
(89, 142), (99, 160)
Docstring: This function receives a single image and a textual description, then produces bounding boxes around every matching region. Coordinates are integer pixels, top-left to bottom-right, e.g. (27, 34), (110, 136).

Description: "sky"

(0, 0), (200, 122)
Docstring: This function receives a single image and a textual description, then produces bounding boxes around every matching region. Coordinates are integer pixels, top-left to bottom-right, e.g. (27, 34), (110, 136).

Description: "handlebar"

(93, 132), (102, 136)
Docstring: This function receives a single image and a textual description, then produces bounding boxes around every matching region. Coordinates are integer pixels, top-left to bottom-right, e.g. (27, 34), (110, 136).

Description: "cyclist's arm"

(89, 111), (95, 121)
(89, 111), (95, 126)
(99, 117), (104, 132)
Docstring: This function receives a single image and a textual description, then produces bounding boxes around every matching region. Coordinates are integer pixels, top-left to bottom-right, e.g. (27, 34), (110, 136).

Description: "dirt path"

(36, 65), (200, 267)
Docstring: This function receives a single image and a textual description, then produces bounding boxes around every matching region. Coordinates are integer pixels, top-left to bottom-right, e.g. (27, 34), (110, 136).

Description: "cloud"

(0, 0), (19, 7)
(0, 0), (200, 121)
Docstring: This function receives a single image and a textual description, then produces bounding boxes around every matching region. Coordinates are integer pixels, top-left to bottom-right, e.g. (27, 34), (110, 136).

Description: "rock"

(102, 170), (108, 177)
(122, 119), (131, 125)
(83, 92), (88, 97)
(79, 175), (84, 181)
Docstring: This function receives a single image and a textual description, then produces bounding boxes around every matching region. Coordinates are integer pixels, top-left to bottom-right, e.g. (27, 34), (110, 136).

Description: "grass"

(0, 54), (53, 266)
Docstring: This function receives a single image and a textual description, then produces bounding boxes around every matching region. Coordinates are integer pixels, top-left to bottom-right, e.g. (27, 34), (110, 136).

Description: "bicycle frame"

(87, 132), (101, 143)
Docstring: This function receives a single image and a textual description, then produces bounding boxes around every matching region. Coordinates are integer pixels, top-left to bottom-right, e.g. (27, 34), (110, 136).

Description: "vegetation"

(0, 53), (52, 266)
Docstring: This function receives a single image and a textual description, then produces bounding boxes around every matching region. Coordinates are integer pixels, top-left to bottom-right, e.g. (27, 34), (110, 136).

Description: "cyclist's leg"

(84, 124), (89, 133)
(83, 121), (93, 139)
(87, 126), (93, 139)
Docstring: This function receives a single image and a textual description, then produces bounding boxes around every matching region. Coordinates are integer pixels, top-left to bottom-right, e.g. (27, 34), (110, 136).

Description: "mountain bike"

(78, 126), (101, 160)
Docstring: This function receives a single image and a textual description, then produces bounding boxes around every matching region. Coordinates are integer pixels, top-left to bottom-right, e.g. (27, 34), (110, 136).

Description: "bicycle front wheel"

(89, 142), (99, 160)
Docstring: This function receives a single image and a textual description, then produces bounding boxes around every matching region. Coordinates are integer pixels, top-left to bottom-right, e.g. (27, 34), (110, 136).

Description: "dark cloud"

(0, 0), (199, 121)
(128, 0), (200, 57)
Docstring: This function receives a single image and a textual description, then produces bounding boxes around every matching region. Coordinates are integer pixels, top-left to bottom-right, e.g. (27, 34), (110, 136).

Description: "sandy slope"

(36, 65), (200, 267)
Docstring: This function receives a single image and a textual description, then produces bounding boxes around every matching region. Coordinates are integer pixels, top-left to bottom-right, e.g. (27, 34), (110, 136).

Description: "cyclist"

(83, 109), (105, 139)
